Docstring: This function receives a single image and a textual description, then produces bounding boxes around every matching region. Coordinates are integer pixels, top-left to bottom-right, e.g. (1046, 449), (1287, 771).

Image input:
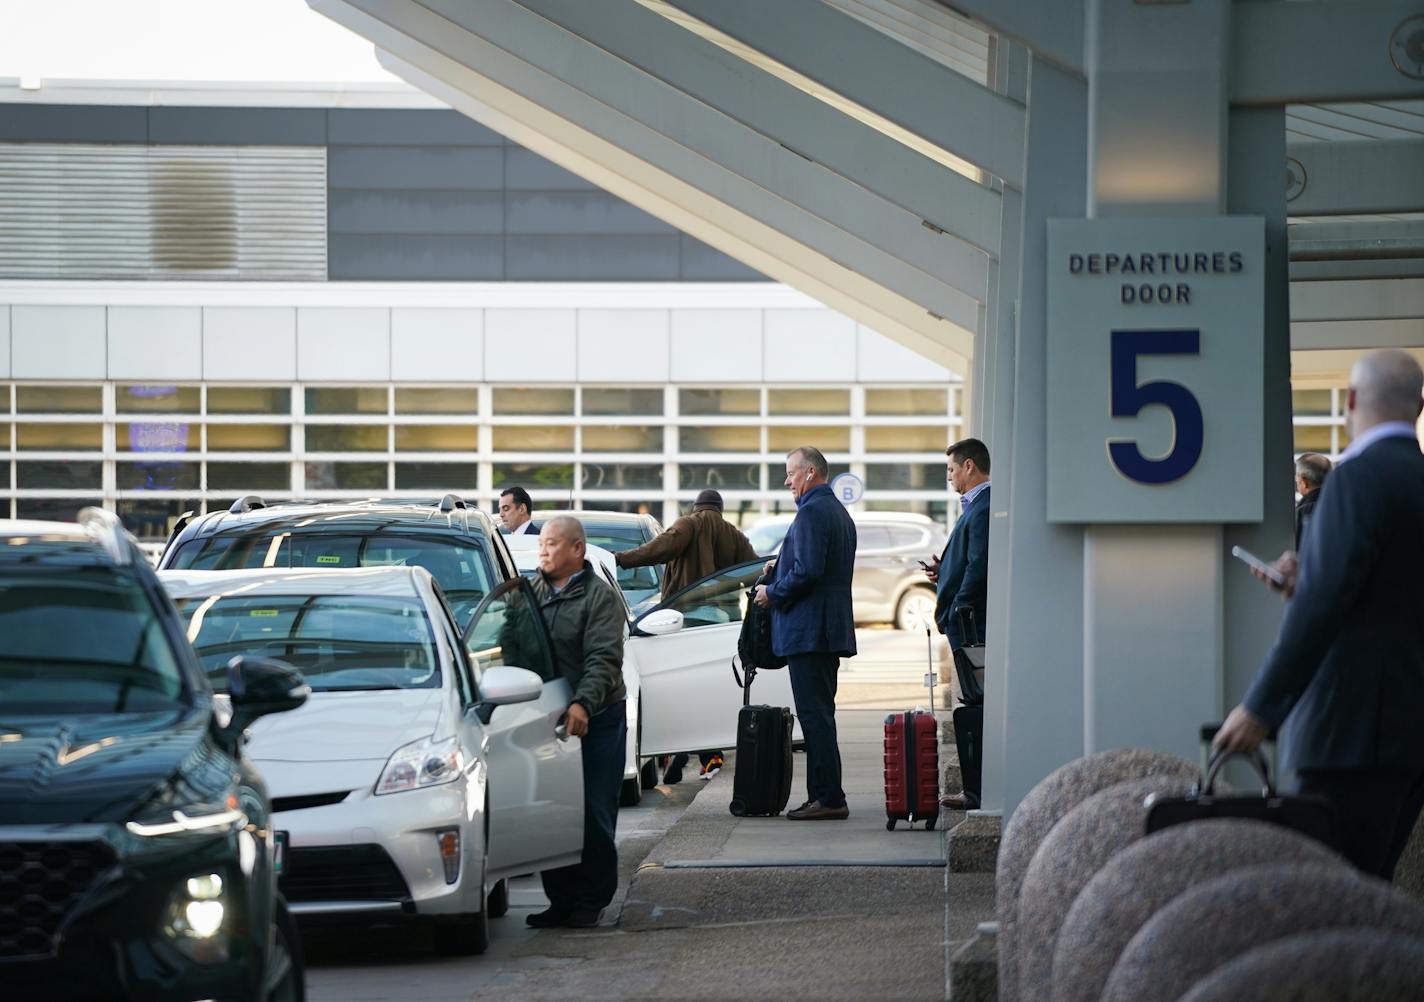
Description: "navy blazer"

(766, 484), (857, 659)
(1244, 436), (1424, 771)
(935, 484), (990, 650)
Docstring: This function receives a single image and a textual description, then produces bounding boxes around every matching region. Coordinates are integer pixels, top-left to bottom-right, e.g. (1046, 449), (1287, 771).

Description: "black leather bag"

(951, 607), (985, 706)
(735, 574), (786, 674)
(1144, 748), (1337, 849)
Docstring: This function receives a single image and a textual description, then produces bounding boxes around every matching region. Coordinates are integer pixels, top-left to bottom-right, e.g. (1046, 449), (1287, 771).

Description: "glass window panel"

(865, 425), (950, 453)
(207, 386), (291, 415)
(582, 425), (662, 452)
(679, 388), (759, 416)
(16, 386), (101, 414)
(1293, 425), (1334, 453)
(767, 426), (850, 452)
(492, 387), (574, 415)
(679, 462), (761, 490)
(395, 462), (479, 490)
(864, 463), (947, 491)
(866, 388), (949, 417)
(0, 388), (8, 414)
(1291, 389), (1333, 418)
(395, 388), (478, 414)
(116, 385), (200, 413)
(663, 561), (763, 628)
(16, 460), (103, 490)
(117, 461), (200, 491)
(207, 424), (290, 452)
(306, 425), (388, 451)
(679, 426), (760, 452)
(117, 498), (201, 542)
(583, 388), (663, 416)
(0, 422), (10, 447)
(118, 422), (199, 453)
(207, 462), (289, 492)
(394, 425), (477, 452)
(16, 497), (103, 523)
(767, 389), (850, 416)
(492, 462), (573, 489)
(305, 461), (387, 491)
(581, 463), (663, 490)
(17, 423), (102, 451)
(491, 425), (574, 451)
(305, 387), (387, 415)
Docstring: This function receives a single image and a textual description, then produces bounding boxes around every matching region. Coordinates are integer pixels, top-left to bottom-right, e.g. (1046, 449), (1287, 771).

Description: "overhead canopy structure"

(311, 0), (1424, 813)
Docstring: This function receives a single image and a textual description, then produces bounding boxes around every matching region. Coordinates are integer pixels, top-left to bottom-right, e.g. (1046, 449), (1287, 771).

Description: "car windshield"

(170, 531), (494, 626)
(746, 521), (790, 556)
(581, 526), (661, 607)
(177, 594), (439, 693)
(0, 568), (188, 713)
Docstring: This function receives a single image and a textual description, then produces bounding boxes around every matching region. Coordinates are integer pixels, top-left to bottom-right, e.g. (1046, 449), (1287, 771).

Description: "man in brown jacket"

(616, 488), (758, 782)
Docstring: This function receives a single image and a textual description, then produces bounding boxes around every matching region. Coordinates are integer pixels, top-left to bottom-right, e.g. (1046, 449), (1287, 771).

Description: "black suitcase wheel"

(886, 819), (896, 831)
(729, 799), (747, 817)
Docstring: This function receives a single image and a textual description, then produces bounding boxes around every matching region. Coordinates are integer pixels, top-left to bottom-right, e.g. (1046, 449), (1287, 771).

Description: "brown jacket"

(615, 505), (758, 598)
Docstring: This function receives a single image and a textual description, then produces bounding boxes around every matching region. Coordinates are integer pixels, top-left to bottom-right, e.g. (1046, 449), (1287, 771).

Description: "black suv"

(0, 509), (307, 1001)
(159, 495), (516, 626)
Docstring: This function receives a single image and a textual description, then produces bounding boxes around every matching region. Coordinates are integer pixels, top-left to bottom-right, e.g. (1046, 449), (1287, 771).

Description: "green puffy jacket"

(528, 561), (626, 715)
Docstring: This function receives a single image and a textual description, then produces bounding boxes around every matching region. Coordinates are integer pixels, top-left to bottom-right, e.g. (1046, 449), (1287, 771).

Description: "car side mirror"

(473, 666), (544, 724)
(635, 608), (684, 637)
(225, 656), (309, 735)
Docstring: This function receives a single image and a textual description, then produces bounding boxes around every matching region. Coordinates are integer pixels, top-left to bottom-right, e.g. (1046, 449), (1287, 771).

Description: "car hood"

(0, 709), (224, 825)
(245, 688), (444, 765)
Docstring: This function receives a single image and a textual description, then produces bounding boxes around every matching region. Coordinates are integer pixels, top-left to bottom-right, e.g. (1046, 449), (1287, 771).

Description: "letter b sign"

(1108, 329), (1204, 484)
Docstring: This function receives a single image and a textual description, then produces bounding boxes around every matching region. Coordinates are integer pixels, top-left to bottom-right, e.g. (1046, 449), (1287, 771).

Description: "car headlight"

(163, 871), (228, 962)
(127, 793), (247, 837)
(375, 735), (464, 796)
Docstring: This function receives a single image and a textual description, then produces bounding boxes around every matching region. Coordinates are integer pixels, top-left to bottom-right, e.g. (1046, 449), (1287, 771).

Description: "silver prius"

(160, 566), (582, 956)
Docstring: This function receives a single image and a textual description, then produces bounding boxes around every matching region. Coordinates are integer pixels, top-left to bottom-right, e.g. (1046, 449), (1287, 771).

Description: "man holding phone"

(1216, 349), (1424, 879)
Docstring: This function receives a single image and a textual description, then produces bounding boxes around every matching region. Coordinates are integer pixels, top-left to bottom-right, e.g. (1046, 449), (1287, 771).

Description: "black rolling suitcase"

(729, 662), (794, 817)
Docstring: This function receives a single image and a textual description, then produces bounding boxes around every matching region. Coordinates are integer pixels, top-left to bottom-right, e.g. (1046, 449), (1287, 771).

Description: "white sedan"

(161, 565), (584, 956)
(506, 535), (801, 763)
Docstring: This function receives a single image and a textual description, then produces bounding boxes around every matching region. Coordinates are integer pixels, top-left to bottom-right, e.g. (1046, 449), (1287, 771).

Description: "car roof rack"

(78, 506), (133, 566)
(438, 493), (468, 512)
(229, 495), (267, 515)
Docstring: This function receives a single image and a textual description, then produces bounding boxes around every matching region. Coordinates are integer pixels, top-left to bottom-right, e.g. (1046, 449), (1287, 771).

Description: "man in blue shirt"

(753, 446), (857, 820)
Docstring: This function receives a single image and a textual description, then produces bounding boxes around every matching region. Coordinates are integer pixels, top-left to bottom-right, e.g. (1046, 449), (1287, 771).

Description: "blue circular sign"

(831, 472), (864, 506)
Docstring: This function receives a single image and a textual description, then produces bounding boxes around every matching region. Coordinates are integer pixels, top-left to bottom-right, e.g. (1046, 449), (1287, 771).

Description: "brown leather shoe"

(786, 800), (850, 821)
(939, 793), (979, 811)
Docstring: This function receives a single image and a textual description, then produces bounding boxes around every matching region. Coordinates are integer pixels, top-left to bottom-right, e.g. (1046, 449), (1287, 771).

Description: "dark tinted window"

(464, 579), (557, 683)
(0, 568), (186, 712)
(171, 530), (494, 625)
(659, 560), (761, 629)
(179, 594), (438, 692)
(855, 526), (894, 551)
(580, 526), (662, 606)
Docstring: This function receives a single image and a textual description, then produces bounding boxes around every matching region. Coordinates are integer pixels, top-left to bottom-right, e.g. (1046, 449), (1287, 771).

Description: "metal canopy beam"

(309, 0), (979, 368)
(499, 0), (1001, 258)
(1291, 277), (1424, 322)
(1287, 138), (1424, 216)
(660, 0), (1026, 188)
(1232, 1), (1424, 105)
(934, 0), (1084, 74)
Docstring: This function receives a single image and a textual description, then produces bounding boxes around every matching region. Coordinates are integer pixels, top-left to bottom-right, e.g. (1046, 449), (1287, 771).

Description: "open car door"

(462, 577), (583, 882)
(631, 560), (800, 756)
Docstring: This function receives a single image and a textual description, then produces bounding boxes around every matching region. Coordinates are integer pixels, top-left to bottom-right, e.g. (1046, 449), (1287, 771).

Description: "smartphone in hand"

(1231, 545), (1285, 586)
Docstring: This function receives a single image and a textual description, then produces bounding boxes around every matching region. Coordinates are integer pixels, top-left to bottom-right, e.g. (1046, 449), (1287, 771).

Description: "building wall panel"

(11, 305), (106, 379)
(506, 236), (681, 281)
(327, 146), (504, 190)
(764, 309), (857, 382)
(0, 306), (9, 379)
(108, 306), (202, 380)
(857, 325), (954, 382)
(485, 309), (576, 381)
(392, 308), (483, 382)
(329, 190), (504, 235)
(670, 309), (763, 382)
(577, 309), (670, 383)
(202, 307), (297, 381)
(328, 234), (506, 281)
(297, 307), (390, 381)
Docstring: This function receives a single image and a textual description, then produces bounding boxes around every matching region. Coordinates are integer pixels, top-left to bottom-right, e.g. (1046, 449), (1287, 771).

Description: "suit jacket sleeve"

(615, 516), (692, 569)
(1243, 465), (1381, 727)
(766, 507), (826, 606)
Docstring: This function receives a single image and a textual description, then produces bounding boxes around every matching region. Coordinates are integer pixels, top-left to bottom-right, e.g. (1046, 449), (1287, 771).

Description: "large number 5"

(1108, 329), (1204, 484)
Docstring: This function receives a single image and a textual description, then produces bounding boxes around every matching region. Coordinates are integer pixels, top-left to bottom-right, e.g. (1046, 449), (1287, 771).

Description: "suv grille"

(0, 841), (116, 959)
(280, 844), (411, 903)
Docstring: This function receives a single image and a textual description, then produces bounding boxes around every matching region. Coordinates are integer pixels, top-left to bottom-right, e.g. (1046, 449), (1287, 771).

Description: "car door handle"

(555, 722), (570, 742)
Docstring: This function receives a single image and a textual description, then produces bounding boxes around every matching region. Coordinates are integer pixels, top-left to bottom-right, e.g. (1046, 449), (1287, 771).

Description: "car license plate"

(273, 830), (288, 875)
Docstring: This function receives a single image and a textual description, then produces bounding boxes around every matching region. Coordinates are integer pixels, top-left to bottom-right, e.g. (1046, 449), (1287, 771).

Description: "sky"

(0, 0), (402, 84)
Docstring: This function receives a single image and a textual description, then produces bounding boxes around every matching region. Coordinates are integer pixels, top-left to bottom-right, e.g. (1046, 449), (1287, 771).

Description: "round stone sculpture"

(1100, 862), (1424, 1002)
(1177, 928), (1424, 1002)
(1015, 774), (1196, 1000)
(996, 749), (1196, 1002)
(1050, 818), (1343, 1002)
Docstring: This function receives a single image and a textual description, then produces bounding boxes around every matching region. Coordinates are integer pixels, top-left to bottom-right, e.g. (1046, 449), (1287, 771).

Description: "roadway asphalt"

(304, 628), (965, 1002)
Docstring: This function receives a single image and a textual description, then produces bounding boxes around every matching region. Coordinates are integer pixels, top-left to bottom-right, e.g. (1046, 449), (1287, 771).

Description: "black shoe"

(663, 753), (688, 785)
(786, 799), (850, 821)
(563, 907), (603, 928)
(526, 906), (570, 928)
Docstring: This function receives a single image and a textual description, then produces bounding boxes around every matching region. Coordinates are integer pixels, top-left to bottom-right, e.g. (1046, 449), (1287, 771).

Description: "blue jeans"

(541, 699), (627, 912)
(788, 653), (845, 808)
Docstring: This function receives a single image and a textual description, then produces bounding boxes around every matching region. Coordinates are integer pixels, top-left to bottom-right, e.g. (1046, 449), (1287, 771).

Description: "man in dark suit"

(752, 446), (857, 821)
(1217, 349), (1424, 878)
(498, 485), (538, 536)
(1293, 453), (1331, 550)
(927, 438), (992, 810)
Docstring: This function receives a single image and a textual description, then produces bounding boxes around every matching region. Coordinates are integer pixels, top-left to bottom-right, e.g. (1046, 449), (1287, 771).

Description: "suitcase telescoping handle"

(1201, 748), (1274, 798)
(731, 658), (756, 707)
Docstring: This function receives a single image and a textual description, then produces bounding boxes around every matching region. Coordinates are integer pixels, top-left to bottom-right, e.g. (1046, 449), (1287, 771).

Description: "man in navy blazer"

(1217, 350), (1424, 878)
(753, 446), (857, 821)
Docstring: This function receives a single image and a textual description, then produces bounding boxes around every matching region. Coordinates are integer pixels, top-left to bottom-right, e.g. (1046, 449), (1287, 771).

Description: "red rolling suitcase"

(884, 710), (939, 831)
